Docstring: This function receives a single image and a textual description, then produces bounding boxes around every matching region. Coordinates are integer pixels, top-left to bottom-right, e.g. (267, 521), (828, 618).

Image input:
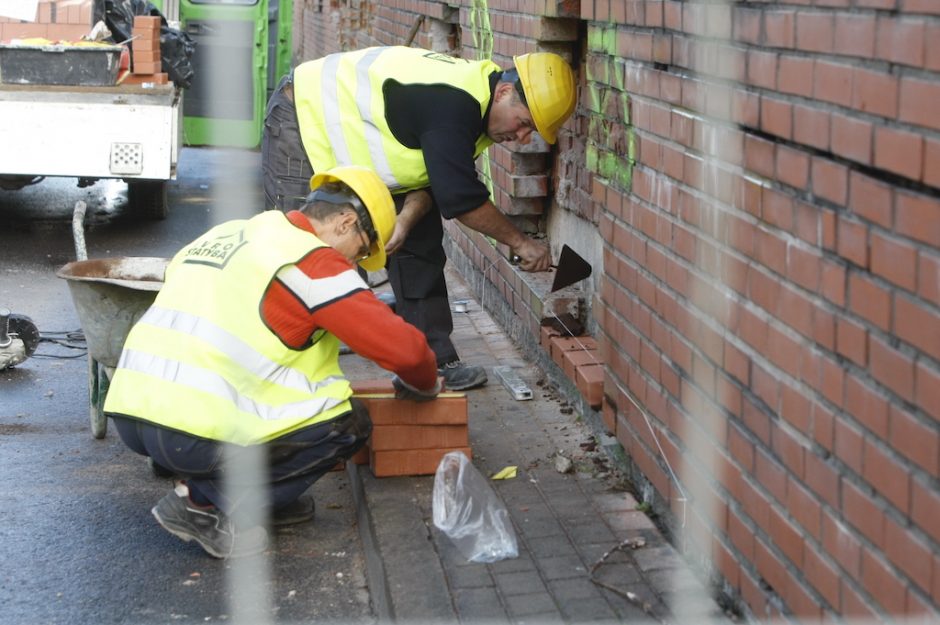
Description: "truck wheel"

(127, 180), (168, 220)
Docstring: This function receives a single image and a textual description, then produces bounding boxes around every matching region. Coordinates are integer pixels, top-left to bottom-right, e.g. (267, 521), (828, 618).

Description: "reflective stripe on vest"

(104, 211), (356, 445)
(294, 46), (500, 193)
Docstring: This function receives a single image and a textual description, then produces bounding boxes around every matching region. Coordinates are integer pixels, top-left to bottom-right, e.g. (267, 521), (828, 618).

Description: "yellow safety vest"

(293, 46), (500, 193)
(104, 211), (359, 445)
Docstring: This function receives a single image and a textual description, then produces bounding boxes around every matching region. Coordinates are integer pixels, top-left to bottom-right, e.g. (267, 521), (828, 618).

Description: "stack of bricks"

(0, 0), (92, 42)
(351, 378), (471, 477)
(541, 325), (603, 410)
(126, 15), (166, 85)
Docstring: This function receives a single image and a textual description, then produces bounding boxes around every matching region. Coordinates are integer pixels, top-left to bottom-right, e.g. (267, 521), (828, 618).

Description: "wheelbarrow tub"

(57, 257), (167, 369)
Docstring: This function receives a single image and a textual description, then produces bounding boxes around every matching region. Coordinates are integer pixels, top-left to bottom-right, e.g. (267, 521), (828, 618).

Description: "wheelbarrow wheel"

(89, 357), (109, 439)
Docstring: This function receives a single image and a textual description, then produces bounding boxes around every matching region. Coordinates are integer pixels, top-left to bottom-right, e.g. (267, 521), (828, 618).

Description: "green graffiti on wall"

(585, 22), (635, 196)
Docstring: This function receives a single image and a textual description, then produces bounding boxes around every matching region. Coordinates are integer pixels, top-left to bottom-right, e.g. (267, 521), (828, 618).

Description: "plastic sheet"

(103, 0), (195, 88)
(432, 451), (518, 563)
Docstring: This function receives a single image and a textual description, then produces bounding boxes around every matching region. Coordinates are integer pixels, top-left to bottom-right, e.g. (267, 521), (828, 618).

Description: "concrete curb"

(347, 463), (457, 622)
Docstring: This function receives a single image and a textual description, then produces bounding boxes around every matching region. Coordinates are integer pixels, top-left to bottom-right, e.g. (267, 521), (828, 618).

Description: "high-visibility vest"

(104, 211), (362, 445)
(293, 46), (501, 193)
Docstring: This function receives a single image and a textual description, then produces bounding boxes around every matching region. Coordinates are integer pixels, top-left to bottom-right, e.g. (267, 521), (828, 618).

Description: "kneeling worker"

(104, 166), (441, 558)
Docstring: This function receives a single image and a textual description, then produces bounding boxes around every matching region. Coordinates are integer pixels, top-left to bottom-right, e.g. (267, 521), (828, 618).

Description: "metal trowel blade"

(551, 244), (592, 292)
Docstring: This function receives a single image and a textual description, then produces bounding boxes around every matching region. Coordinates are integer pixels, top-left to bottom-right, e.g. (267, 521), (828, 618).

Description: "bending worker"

(104, 166), (441, 559)
(262, 46), (577, 391)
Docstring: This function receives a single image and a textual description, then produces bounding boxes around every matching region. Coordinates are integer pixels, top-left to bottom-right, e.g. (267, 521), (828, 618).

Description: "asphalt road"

(0, 148), (374, 625)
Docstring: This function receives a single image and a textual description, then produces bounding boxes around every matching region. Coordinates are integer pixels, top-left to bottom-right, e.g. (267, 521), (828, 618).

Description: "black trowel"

(550, 244), (592, 292)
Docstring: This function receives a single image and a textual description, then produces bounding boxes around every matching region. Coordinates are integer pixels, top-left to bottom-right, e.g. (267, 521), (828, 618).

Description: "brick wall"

(587, 0), (940, 621)
(290, 0), (939, 620)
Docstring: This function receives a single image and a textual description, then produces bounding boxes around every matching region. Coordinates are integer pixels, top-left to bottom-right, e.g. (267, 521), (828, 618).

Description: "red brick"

(836, 317), (868, 366)
(842, 479), (886, 547)
(563, 348), (601, 380)
(834, 418), (864, 473)
(820, 260), (846, 307)
(351, 378), (395, 394)
(370, 424), (468, 451)
(814, 60), (853, 107)
(896, 189), (940, 247)
(870, 232), (916, 292)
(919, 253), (940, 308)
(348, 446), (369, 465)
(874, 126), (924, 181)
(356, 393), (469, 425)
(905, 0), (940, 15)
(928, 22), (940, 71)
(842, 578), (881, 619)
(796, 11), (834, 53)
(786, 574), (824, 620)
(861, 550), (907, 614)
(890, 405), (939, 477)
(834, 12), (876, 57)
(912, 476), (940, 544)
(793, 104), (830, 151)
(550, 335), (598, 362)
(812, 157), (849, 206)
(877, 15), (926, 67)
(803, 544), (841, 609)
(916, 361), (940, 421)
(768, 506), (804, 566)
(540, 323), (562, 351)
(764, 9), (795, 48)
(746, 50), (777, 90)
(899, 77), (940, 131)
(864, 438), (911, 512)
(895, 295), (940, 360)
(848, 273), (891, 331)
(854, 69), (899, 119)
(869, 334), (915, 402)
(836, 216), (868, 267)
(576, 363), (603, 409)
(830, 112), (872, 166)
(743, 133), (775, 179)
(848, 171), (892, 228)
(925, 137), (940, 187)
(774, 144), (809, 190)
(370, 447), (472, 477)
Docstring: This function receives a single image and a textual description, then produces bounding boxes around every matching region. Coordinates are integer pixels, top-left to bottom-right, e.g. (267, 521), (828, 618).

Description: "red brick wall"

(290, 1), (939, 620)
(588, 0), (940, 621)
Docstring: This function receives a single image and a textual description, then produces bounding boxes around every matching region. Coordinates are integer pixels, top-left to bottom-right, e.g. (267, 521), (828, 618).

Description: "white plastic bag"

(432, 451), (518, 563)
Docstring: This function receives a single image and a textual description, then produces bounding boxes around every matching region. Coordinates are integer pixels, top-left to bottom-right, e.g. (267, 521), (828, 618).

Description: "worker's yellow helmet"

(514, 52), (576, 144)
(309, 166), (395, 272)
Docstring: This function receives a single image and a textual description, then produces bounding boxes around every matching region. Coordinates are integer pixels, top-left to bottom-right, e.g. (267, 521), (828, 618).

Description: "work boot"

(438, 360), (487, 391)
(272, 495), (316, 527)
(152, 490), (268, 559)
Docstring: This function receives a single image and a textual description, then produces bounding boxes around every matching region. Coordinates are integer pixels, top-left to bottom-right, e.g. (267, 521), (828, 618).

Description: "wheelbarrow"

(57, 256), (167, 438)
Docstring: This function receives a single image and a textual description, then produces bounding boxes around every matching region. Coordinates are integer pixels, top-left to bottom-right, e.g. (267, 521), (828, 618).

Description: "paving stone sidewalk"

(342, 268), (732, 624)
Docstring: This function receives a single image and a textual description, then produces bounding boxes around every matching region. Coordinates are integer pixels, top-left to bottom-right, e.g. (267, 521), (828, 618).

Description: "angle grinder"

(0, 307), (40, 369)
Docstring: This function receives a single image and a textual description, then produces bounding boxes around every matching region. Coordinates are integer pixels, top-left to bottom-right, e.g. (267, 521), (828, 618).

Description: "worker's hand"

(385, 190), (432, 256)
(384, 222), (409, 256)
(392, 375), (443, 402)
(512, 238), (552, 272)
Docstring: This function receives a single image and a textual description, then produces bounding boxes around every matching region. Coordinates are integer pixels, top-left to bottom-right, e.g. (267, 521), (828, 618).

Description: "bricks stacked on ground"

(0, 0), (92, 42)
(350, 378), (470, 477)
(542, 329), (603, 410)
(127, 15), (167, 84)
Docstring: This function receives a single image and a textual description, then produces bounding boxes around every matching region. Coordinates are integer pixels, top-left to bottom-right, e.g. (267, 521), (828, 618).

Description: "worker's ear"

(494, 81), (515, 103)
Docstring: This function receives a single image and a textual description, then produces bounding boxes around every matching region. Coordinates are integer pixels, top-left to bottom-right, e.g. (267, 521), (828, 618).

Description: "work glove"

(392, 375), (442, 402)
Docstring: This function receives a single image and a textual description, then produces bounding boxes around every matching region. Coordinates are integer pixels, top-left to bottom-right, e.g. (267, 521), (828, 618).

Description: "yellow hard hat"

(309, 166), (395, 272)
(514, 52), (576, 144)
